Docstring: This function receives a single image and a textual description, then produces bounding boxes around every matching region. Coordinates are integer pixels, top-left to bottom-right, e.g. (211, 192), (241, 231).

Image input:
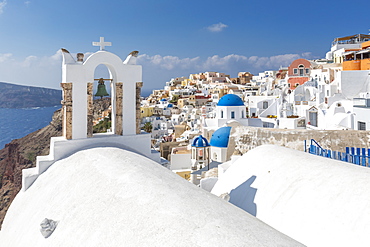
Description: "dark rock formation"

(0, 82), (62, 108)
(0, 108), (62, 228)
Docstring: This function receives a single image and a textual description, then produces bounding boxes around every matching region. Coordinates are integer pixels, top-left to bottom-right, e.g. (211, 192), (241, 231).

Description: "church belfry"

(190, 135), (210, 185)
(60, 37), (142, 139)
(21, 37), (160, 192)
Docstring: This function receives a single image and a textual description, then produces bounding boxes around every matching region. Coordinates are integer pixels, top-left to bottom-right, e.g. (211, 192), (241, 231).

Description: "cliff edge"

(0, 98), (111, 229)
(0, 82), (62, 108)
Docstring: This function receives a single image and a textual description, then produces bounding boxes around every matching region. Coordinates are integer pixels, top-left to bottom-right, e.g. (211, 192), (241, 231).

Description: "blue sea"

(0, 105), (61, 149)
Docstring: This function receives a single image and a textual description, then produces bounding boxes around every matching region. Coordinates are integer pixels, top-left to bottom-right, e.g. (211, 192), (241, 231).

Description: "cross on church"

(92, 37), (112, 51)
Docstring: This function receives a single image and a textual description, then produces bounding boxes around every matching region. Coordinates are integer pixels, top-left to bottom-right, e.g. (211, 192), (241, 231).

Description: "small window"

(221, 110), (224, 118)
(305, 68), (309, 74)
(213, 153), (217, 160)
(293, 68), (297, 74)
(358, 121), (366, 130)
(231, 111), (235, 119)
(263, 101), (268, 109)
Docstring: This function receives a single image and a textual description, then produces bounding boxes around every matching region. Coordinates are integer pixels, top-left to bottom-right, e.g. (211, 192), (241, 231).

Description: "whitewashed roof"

(0, 147), (302, 246)
(212, 145), (370, 246)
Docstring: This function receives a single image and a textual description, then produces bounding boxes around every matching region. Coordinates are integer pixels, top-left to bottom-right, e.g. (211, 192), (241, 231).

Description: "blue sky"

(0, 0), (369, 95)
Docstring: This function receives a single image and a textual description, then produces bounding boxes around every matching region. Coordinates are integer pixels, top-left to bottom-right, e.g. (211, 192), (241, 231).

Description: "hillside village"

(109, 33), (370, 184)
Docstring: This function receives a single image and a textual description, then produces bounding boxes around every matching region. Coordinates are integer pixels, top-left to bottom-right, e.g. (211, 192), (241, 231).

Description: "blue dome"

(160, 98), (167, 101)
(210, 127), (231, 148)
(167, 103), (173, 108)
(218, 94), (244, 106)
(192, 135), (210, 147)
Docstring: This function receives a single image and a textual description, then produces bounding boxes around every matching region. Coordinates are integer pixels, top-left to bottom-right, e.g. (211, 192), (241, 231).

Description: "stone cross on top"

(92, 37), (112, 51)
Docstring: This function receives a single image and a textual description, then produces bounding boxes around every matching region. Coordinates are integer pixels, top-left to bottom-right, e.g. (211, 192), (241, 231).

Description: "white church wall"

(211, 147), (228, 163)
(353, 106), (370, 130)
(327, 93), (346, 107)
(170, 153), (191, 170)
(199, 177), (218, 192)
(22, 132), (159, 191)
(72, 82), (88, 139)
(278, 117), (305, 129)
(338, 70), (370, 99)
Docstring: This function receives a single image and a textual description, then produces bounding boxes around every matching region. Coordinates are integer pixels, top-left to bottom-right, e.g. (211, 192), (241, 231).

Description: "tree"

(143, 122), (153, 133)
(170, 94), (179, 104)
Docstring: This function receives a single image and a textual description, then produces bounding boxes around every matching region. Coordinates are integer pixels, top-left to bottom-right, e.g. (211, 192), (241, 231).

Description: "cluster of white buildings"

(138, 33), (370, 183)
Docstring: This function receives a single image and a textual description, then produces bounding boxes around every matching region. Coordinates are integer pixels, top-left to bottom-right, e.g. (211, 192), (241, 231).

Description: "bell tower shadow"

(229, 175), (257, 216)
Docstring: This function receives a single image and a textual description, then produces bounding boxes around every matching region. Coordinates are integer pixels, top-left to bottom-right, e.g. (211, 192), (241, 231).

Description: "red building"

(287, 58), (312, 90)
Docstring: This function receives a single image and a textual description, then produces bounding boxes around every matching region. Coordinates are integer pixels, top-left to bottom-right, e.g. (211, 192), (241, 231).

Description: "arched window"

(298, 65), (304, 76)
(198, 149), (203, 160)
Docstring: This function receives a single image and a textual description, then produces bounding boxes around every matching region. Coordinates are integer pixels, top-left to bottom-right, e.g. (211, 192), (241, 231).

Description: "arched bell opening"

(94, 64), (111, 98)
(87, 62), (122, 137)
(90, 64), (113, 134)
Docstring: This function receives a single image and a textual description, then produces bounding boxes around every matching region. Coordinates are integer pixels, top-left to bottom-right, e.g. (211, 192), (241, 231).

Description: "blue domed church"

(204, 94), (262, 128)
(209, 126), (232, 163)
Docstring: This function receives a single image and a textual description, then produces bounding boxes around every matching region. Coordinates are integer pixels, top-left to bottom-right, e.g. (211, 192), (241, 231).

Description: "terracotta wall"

(361, 58), (370, 70)
(343, 60), (361, 70)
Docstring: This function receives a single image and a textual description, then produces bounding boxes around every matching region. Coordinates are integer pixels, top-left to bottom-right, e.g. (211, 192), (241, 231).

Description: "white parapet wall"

(22, 133), (160, 191)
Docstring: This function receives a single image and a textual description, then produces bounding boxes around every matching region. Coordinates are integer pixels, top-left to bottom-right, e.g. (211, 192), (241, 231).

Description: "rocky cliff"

(0, 98), (111, 229)
(0, 108), (62, 228)
(0, 82), (62, 108)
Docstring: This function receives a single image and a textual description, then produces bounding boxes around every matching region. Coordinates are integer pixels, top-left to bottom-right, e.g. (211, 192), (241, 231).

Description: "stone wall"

(115, 83), (123, 135)
(233, 126), (370, 154)
(61, 83), (72, 140)
(87, 83), (93, 138)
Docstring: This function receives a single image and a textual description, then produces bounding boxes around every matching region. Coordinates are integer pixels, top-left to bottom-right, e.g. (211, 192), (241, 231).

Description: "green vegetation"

(93, 118), (111, 133)
(170, 94), (179, 104)
(26, 151), (36, 163)
(143, 122), (153, 133)
(93, 112), (112, 133)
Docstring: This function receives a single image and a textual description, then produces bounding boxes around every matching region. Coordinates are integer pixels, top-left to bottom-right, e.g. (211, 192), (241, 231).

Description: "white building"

(205, 94), (262, 128)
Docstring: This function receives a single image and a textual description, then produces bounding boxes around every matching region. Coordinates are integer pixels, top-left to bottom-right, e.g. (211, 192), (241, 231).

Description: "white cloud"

(0, 50), (62, 88)
(139, 53), (313, 72)
(138, 54), (200, 70)
(24, 1), (31, 6)
(0, 0), (7, 14)
(0, 50), (316, 94)
(22, 55), (37, 67)
(207, 22), (228, 32)
(0, 53), (12, 62)
(137, 52), (316, 94)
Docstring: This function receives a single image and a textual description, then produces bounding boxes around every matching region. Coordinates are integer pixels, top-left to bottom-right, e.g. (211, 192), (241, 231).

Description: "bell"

(95, 78), (109, 99)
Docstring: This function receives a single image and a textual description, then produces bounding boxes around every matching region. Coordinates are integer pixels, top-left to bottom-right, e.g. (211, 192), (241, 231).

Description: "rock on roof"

(0, 147), (302, 246)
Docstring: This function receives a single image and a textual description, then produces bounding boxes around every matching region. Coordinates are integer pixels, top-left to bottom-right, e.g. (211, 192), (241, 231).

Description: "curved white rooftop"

(212, 145), (370, 246)
(0, 147), (302, 246)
